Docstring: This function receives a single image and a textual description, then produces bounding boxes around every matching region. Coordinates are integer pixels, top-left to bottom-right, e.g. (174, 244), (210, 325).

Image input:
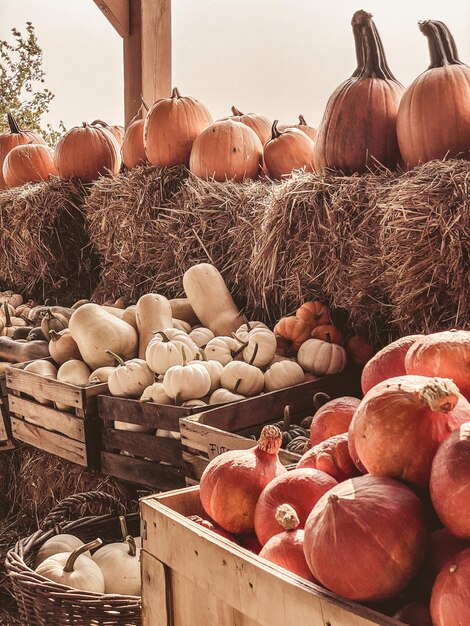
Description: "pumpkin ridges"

(3, 143), (58, 187)
(122, 118), (146, 169)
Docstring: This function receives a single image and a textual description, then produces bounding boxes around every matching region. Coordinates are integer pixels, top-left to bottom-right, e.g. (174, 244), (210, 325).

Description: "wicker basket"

(6, 491), (142, 625)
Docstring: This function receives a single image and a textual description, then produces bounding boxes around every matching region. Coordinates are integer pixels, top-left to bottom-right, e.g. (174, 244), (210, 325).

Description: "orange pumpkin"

(296, 301), (331, 329)
(278, 115), (317, 142)
(190, 119), (263, 182)
(55, 122), (121, 183)
(273, 316), (311, 355)
(346, 335), (375, 367)
(91, 119), (125, 145)
(311, 324), (345, 346)
(121, 118), (146, 169)
(0, 113), (46, 188)
(264, 121), (316, 180)
(227, 106), (272, 145)
(144, 87), (212, 167)
(3, 143), (57, 188)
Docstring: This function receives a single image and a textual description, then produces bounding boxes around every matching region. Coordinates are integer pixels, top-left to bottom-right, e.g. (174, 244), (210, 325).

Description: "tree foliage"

(0, 22), (65, 145)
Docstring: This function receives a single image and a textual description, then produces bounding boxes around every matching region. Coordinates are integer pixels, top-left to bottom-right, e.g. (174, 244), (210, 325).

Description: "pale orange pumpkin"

(91, 119), (125, 145)
(227, 106), (272, 145)
(3, 143), (57, 188)
(264, 121), (316, 180)
(397, 20), (470, 167)
(296, 301), (331, 329)
(55, 123), (121, 182)
(311, 324), (345, 346)
(122, 119), (147, 169)
(144, 87), (212, 167)
(0, 113), (46, 188)
(189, 119), (263, 182)
(273, 316), (311, 355)
(278, 115), (317, 141)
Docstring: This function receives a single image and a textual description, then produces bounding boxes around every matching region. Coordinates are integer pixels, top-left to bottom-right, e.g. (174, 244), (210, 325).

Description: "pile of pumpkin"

(191, 329), (470, 626)
(2, 14), (468, 190)
(33, 515), (141, 596)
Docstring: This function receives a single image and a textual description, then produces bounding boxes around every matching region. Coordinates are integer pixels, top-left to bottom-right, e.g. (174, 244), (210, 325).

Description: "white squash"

(140, 382), (173, 404)
(189, 327), (215, 347)
(203, 336), (238, 365)
(145, 329), (198, 374)
(89, 366), (115, 384)
(209, 388), (246, 405)
(35, 534), (90, 568)
(106, 351), (154, 398)
(56, 360), (92, 410)
(189, 359), (223, 393)
(240, 327), (277, 368)
(163, 360), (211, 402)
(264, 360), (305, 392)
(235, 320), (269, 342)
(92, 536), (141, 596)
(220, 361), (264, 397)
(297, 338), (347, 375)
(181, 399), (207, 407)
(172, 318), (192, 333)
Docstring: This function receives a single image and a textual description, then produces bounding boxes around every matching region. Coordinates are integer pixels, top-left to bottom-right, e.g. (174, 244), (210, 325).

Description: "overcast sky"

(1, 0), (469, 132)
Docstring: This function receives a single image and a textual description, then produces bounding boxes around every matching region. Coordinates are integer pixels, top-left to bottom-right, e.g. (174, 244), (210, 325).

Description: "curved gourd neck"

(420, 20), (464, 68)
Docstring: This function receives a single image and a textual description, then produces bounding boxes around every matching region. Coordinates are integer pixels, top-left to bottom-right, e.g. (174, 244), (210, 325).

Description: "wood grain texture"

(11, 418), (87, 466)
(141, 488), (405, 626)
(9, 395), (85, 440)
(141, 551), (170, 626)
(101, 451), (185, 490)
(102, 427), (182, 465)
(93, 0), (130, 37)
(98, 395), (200, 430)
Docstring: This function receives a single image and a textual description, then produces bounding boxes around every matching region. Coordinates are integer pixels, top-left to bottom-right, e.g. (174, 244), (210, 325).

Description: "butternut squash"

(136, 294), (173, 359)
(69, 303), (138, 369)
(48, 329), (82, 364)
(101, 305), (137, 329)
(0, 337), (49, 363)
(172, 318), (192, 333)
(56, 360), (92, 410)
(170, 298), (200, 326)
(183, 264), (243, 336)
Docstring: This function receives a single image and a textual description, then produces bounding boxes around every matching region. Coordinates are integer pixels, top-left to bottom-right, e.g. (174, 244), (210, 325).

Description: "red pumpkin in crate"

(298, 433), (359, 482)
(295, 301), (330, 329)
(430, 422), (470, 538)
(361, 334), (424, 394)
(349, 375), (470, 488)
(303, 475), (428, 602)
(311, 324), (345, 346)
(309, 396), (361, 446)
(405, 330), (470, 402)
(273, 316), (311, 355)
(431, 547), (470, 626)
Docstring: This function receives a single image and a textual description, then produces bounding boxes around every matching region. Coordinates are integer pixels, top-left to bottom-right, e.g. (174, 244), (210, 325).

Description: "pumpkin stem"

(81, 122), (88, 128)
(231, 106), (243, 116)
(231, 332), (246, 346)
(420, 20), (460, 68)
(125, 535), (137, 557)
(153, 330), (170, 342)
(433, 21), (461, 64)
(181, 345), (188, 367)
(313, 392), (331, 411)
(282, 405), (291, 432)
(298, 115), (308, 126)
(91, 119), (109, 127)
(257, 424), (282, 454)
(352, 10), (398, 80)
(233, 378), (242, 394)
(275, 504), (300, 531)
(141, 96), (149, 111)
(21, 314), (34, 326)
(248, 341), (259, 366)
(328, 494), (340, 505)
(199, 347), (207, 361)
(351, 19), (365, 78)
(119, 515), (129, 541)
(49, 329), (62, 342)
(419, 378), (459, 413)
(271, 120), (282, 139)
(325, 332), (331, 344)
(171, 87), (181, 99)
(104, 349), (126, 367)
(63, 538), (102, 573)
(243, 315), (252, 332)
(7, 112), (21, 134)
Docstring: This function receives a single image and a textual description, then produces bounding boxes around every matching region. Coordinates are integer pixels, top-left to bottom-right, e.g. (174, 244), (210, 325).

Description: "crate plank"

(101, 451), (185, 490)
(98, 395), (195, 431)
(141, 551), (169, 626)
(141, 488), (403, 626)
(102, 428), (182, 465)
(11, 418), (87, 466)
(9, 396), (85, 440)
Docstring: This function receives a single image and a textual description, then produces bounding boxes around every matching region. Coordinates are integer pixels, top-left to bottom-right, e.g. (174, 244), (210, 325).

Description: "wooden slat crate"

(0, 373), (14, 450)
(180, 370), (361, 484)
(97, 395), (222, 491)
(6, 359), (108, 468)
(140, 486), (404, 626)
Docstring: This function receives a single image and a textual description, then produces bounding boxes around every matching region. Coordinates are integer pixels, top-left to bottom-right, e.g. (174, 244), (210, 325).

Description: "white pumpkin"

(92, 536), (140, 596)
(35, 538), (105, 593)
(189, 327), (215, 347)
(235, 320), (269, 342)
(203, 336), (238, 365)
(106, 351), (155, 398)
(182, 399), (207, 407)
(163, 361), (211, 402)
(35, 534), (90, 568)
(297, 338), (347, 375)
(140, 382), (173, 404)
(145, 329), (198, 374)
(220, 361), (264, 397)
(89, 366), (115, 384)
(264, 360), (305, 392)
(241, 327), (277, 368)
(209, 388), (246, 405)
(189, 359), (223, 393)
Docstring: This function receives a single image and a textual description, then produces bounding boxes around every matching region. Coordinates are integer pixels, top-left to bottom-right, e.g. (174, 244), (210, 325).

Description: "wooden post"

(94, 0), (172, 125)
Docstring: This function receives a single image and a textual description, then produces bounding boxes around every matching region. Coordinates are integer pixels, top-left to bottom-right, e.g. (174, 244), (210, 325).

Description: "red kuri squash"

(309, 396), (360, 445)
(431, 547), (470, 626)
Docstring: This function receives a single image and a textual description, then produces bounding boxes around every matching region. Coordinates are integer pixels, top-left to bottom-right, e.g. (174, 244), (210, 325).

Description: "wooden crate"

(97, 395), (222, 491)
(140, 486), (404, 626)
(180, 370), (360, 484)
(0, 373), (14, 450)
(6, 359), (108, 468)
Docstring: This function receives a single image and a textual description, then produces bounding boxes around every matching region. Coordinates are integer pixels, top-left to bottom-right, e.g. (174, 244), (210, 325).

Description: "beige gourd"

(48, 329), (81, 364)
(183, 264), (243, 335)
(170, 298), (200, 326)
(56, 360), (92, 410)
(69, 303), (138, 369)
(89, 366), (115, 383)
(136, 294), (174, 359)
(102, 305), (137, 329)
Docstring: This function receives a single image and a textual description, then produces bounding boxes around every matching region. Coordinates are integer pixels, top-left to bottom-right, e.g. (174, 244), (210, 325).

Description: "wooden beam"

(123, 0), (172, 125)
(93, 0), (130, 37)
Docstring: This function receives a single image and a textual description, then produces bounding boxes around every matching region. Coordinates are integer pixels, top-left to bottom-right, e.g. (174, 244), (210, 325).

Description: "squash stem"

(119, 515), (129, 541)
(420, 20), (458, 68)
(104, 350), (126, 367)
(298, 115), (308, 126)
(7, 112), (21, 134)
(231, 106), (243, 116)
(233, 378), (242, 394)
(63, 538), (102, 573)
(248, 341), (259, 366)
(271, 120), (282, 139)
(125, 535), (137, 557)
(153, 330), (170, 342)
(283, 405), (291, 432)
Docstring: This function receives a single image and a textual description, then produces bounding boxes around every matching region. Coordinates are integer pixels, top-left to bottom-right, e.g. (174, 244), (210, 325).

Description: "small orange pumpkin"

(190, 119), (263, 182)
(0, 113), (46, 188)
(296, 301), (331, 329)
(264, 121), (316, 180)
(278, 115), (318, 142)
(145, 87), (213, 167)
(311, 324), (345, 346)
(346, 335), (375, 366)
(121, 118), (146, 169)
(273, 316), (311, 355)
(3, 143), (58, 187)
(227, 106), (272, 145)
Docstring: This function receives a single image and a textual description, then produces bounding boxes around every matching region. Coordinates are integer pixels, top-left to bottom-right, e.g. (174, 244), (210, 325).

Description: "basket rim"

(6, 510), (142, 603)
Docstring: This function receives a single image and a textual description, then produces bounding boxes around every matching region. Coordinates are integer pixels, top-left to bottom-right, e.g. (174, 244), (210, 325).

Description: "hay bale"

(380, 159), (470, 335)
(0, 178), (96, 303)
(86, 164), (188, 301)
